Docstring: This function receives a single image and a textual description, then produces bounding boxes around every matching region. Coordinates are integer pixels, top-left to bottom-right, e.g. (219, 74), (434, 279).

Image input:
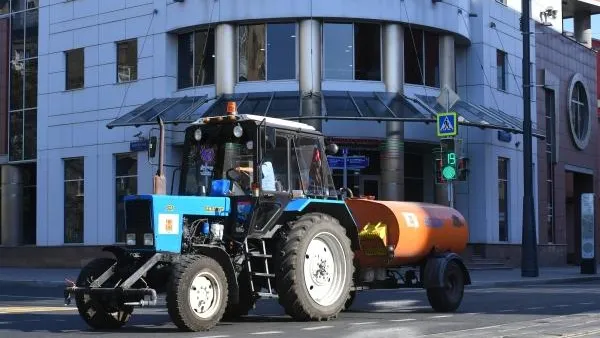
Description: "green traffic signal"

(442, 165), (457, 180)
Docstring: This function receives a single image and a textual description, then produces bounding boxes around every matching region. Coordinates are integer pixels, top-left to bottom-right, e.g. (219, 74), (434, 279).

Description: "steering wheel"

(226, 168), (252, 192)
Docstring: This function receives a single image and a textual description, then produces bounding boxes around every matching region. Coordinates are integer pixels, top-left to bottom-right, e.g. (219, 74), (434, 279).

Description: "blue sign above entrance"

(328, 155), (369, 170)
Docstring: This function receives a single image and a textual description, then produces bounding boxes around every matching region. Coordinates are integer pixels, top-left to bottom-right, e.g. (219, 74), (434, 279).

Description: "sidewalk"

(0, 265), (599, 288)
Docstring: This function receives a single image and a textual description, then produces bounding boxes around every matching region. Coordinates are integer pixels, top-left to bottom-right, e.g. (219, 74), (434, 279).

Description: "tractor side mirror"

(326, 143), (339, 155)
(148, 136), (157, 158)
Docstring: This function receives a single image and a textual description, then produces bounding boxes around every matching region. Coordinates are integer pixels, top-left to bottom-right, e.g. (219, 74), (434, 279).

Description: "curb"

(469, 275), (600, 289)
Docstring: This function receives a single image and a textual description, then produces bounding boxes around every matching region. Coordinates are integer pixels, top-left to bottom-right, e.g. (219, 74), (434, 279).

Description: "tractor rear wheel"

(275, 212), (354, 321)
(74, 258), (133, 330)
(166, 255), (228, 332)
(426, 260), (465, 312)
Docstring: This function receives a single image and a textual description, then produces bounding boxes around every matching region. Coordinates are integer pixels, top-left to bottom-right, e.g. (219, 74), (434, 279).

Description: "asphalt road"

(1, 280), (600, 337)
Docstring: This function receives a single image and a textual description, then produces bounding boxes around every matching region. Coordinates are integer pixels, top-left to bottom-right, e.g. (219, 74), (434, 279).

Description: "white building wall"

(36, 0), (536, 246)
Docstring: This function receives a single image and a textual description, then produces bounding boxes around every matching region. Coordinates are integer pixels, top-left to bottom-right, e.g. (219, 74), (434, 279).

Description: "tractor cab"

(177, 104), (340, 239)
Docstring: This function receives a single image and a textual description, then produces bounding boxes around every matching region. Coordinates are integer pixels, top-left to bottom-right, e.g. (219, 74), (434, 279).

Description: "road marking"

(389, 318), (416, 322)
(463, 313), (479, 315)
(430, 314), (453, 318)
(561, 329), (600, 337)
(195, 336), (230, 338)
(0, 306), (76, 314)
(553, 304), (570, 308)
(526, 306), (543, 310)
(249, 332), (283, 335)
(580, 302), (595, 305)
(351, 321), (378, 325)
(499, 309), (516, 312)
(302, 326), (334, 331)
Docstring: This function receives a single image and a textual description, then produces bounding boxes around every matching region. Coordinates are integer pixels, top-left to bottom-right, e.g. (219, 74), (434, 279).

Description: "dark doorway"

(566, 171), (594, 265)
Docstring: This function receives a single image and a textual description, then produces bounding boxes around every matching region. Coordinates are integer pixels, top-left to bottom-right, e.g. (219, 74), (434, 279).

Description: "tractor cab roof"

(190, 101), (318, 134)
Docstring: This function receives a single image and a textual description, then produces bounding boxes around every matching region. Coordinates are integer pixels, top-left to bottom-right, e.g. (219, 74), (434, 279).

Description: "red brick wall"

(536, 23), (600, 264)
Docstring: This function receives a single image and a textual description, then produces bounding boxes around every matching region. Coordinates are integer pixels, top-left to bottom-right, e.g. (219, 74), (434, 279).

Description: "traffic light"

(440, 138), (457, 181)
(435, 158), (447, 184)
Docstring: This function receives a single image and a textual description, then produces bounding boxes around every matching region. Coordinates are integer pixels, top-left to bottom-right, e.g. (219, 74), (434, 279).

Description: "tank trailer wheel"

(275, 213), (354, 321)
(426, 260), (465, 312)
(74, 258), (133, 330)
(166, 255), (229, 332)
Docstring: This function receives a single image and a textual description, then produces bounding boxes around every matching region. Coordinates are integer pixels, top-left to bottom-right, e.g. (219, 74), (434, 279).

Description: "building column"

(1, 165), (22, 246)
(299, 19), (322, 131)
(215, 23), (236, 95)
(574, 10), (592, 48)
(435, 34), (456, 206)
(381, 23), (405, 201)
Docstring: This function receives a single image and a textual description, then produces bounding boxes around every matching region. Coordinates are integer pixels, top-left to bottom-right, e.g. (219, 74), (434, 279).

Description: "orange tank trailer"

(345, 197), (469, 268)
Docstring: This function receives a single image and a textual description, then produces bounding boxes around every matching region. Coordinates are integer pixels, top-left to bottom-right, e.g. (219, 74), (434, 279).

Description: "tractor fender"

(422, 252), (471, 288)
(282, 199), (361, 251)
(192, 245), (239, 304)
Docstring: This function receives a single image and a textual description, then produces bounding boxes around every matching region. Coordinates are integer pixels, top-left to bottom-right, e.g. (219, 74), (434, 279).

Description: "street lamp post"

(521, 0), (539, 277)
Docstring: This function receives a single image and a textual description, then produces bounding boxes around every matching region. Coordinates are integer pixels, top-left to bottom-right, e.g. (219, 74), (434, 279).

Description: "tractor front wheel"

(166, 255), (228, 332)
(74, 258), (133, 330)
(275, 213), (354, 321)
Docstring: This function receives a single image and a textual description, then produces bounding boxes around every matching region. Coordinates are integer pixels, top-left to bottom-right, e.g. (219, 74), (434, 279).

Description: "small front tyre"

(166, 255), (228, 332)
(426, 260), (465, 312)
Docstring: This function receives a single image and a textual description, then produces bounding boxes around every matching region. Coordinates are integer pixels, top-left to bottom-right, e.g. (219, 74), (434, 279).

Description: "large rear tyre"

(426, 260), (464, 312)
(74, 258), (133, 330)
(166, 255), (228, 332)
(275, 212), (354, 321)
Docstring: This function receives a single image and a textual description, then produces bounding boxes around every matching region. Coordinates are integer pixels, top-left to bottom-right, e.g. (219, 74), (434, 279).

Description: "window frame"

(237, 21), (299, 83)
(64, 157), (85, 244)
(497, 157), (509, 242)
(403, 27), (439, 87)
(567, 75), (591, 150)
(496, 49), (507, 91)
(544, 89), (556, 243)
(116, 38), (138, 84)
(65, 48), (84, 90)
(176, 27), (216, 90)
(114, 152), (138, 243)
(322, 20), (383, 82)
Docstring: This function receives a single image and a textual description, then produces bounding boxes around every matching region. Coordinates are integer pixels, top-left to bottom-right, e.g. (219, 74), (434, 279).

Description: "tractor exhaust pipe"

(153, 116), (166, 194)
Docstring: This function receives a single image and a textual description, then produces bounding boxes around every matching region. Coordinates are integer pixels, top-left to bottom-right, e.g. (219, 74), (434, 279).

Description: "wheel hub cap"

(188, 272), (220, 319)
(303, 232), (347, 307)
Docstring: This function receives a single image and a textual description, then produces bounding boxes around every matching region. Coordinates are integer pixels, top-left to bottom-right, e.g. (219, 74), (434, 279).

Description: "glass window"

(544, 89), (555, 243)
(354, 23), (381, 81)
(8, 110), (22, 161)
(293, 136), (335, 196)
(66, 48), (84, 90)
(323, 23), (353, 80)
(24, 8), (36, 58)
(64, 157), (84, 244)
(324, 22), (381, 81)
(404, 28), (439, 87)
(177, 28), (215, 89)
(238, 24), (266, 81)
(497, 50), (506, 90)
(0, 2), (8, 14)
(115, 153), (137, 243)
(10, 0), (25, 12)
(266, 23), (296, 80)
(117, 39), (137, 83)
(498, 157), (509, 242)
(10, 60), (23, 110)
(570, 81), (589, 142)
(24, 57), (36, 108)
(10, 12), (24, 60)
(22, 162), (36, 244)
(23, 108), (35, 159)
(262, 130), (289, 191)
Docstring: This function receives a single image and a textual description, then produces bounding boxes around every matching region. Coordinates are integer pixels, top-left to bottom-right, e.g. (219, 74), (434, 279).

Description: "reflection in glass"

(10, 60), (23, 110)
(25, 8), (37, 58)
(177, 32), (193, 89)
(323, 23), (353, 80)
(10, 0), (25, 12)
(64, 157), (84, 244)
(194, 29), (215, 86)
(66, 48), (84, 90)
(497, 157), (508, 242)
(115, 153), (137, 243)
(266, 23), (296, 80)
(238, 24), (265, 81)
(23, 108), (35, 159)
(8, 110), (22, 161)
(0, 1), (8, 14)
(404, 28), (423, 85)
(10, 12), (23, 60)
(354, 23), (380, 81)
(117, 39), (137, 82)
(24, 57), (36, 108)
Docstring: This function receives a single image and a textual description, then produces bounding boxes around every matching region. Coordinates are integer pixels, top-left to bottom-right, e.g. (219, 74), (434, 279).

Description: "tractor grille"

(125, 199), (153, 247)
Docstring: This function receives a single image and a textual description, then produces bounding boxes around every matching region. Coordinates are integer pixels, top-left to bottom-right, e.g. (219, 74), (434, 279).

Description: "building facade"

(4, 0), (590, 268)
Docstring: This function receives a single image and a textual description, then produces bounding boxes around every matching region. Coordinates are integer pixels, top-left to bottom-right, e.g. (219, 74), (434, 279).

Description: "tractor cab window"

(261, 130), (290, 192)
(181, 124), (256, 196)
(292, 136), (336, 197)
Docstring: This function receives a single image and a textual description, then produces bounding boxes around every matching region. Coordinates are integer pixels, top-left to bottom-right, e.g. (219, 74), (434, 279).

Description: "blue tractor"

(64, 107), (471, 332)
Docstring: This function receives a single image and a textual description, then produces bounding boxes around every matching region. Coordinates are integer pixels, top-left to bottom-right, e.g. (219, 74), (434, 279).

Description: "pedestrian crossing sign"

(436, 112), (458, 137)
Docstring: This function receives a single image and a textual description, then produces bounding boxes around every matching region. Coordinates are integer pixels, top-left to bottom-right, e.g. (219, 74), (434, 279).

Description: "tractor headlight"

(144, 233), (154, 246)
(194, 128), (202, 141)
(233, 124), (243, 138)
(126, 233), (136, 245)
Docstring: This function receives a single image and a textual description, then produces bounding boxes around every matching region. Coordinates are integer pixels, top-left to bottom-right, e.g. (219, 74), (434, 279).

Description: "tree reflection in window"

(64, 157), (84, 244)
